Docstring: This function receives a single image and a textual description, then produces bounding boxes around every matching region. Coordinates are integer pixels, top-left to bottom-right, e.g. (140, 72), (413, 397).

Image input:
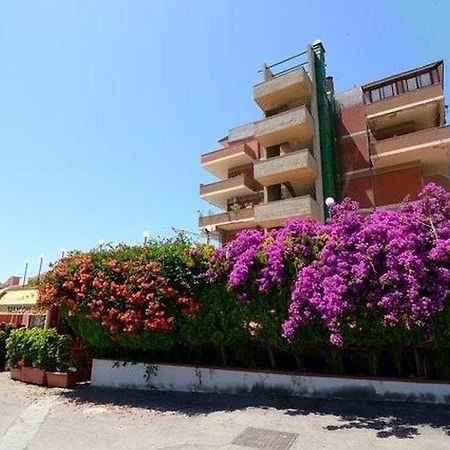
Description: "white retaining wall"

(91, 359), (450, 405)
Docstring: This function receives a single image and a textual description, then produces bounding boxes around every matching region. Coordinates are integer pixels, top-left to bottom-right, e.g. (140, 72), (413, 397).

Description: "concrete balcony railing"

(228, 122), (255, 143)
(254, 195), (320, 228)
(365, 83), (444, 120)
(253, 66), (313, 113)
(254, 148), (317, 186)
(198, 207), (256, 232)
(370, 125), (450, 175)
(201, 143), (257, 180)
(254, 106), (315, 148)
(199, 174), (261, 208)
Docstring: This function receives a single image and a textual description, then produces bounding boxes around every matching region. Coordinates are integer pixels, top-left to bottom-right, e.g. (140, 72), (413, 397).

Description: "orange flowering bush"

(38, 240), (200, 341)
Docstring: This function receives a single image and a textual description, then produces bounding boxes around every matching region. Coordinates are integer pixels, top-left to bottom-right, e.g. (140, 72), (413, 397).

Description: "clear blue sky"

(0, 0), (449, 281)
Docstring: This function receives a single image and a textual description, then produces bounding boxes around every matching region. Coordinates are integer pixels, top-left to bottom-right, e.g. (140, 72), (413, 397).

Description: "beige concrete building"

(199, 42), (449, 242)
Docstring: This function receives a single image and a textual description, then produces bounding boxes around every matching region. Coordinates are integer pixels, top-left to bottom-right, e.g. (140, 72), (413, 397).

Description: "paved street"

(1, 372), (450, 449)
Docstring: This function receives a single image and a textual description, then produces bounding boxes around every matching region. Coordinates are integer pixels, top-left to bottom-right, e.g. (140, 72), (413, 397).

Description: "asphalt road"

(1, 372), (450, 449)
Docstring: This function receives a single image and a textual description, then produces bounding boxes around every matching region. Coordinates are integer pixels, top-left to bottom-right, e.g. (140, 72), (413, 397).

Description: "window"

(369, 83), (396, 102)
(419, 72), (432, 87)
(370, 88), (381, 102)
(404, 71), (433, 92)
(366, 69), (436, 104)
(28, 315), (46, 328)
(406, 77), (418, 91)
(382, 83), (395, 98)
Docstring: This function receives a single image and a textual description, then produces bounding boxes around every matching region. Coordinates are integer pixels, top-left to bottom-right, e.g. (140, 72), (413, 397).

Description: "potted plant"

(45, 334), (77, 388)
(20, 328), (47, 385)
(5, 328), (26, 381)
(7, 328), (77, 387)
(21, 365), (46, 385)
(10, 364), (23, 381)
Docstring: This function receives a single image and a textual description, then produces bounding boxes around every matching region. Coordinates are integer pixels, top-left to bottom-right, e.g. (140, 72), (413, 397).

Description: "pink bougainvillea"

(206, 183), (450, 346)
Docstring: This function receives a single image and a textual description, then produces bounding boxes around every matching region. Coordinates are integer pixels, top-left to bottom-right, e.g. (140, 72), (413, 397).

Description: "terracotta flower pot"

(46, 372), (76, 388)
(10, 368), (22, 381)
(21, 367), (46, 386)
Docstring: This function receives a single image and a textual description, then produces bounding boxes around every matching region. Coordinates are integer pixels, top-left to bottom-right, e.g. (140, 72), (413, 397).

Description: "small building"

(0, 276), (21, 289)
(0, 287), (50, 328)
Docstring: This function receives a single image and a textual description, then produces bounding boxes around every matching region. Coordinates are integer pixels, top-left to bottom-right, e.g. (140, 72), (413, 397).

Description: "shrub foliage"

(37, 184), (450, 378)
(0, 323), (16, 371)
(6, 328), (72, 371)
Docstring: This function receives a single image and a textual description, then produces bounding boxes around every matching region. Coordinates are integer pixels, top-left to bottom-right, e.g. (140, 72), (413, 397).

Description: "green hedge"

(64, 281), (450, 379)
(0, 324), (16, 371)
(38, 237), (450, 380)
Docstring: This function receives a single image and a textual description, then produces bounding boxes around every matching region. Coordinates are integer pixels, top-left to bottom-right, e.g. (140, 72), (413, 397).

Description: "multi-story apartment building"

(199, 41), (449, 243)
(338, 60), (448, 208)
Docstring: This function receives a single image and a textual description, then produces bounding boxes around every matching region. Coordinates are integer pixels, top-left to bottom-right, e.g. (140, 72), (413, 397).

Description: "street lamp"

(22, 260), (29, 286)
(37, 254), (45, 282)
(143, 231), (150, 245)
(325, 197), (335, 219)
(98, 239), (105, 251)
(61, 248), (66, 258)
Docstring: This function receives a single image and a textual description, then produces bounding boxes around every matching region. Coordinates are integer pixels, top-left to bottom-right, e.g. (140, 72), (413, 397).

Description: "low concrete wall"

(91, 359), (450, 405)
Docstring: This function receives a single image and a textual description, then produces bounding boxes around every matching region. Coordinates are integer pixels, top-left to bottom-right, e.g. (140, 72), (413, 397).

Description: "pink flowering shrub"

(205, 183), (450, 347)
(206, 220), (325, 298)
(283, 183), (450, 345)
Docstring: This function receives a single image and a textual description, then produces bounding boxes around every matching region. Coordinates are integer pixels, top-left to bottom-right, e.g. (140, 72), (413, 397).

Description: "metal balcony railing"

(258, 50), (308, 79)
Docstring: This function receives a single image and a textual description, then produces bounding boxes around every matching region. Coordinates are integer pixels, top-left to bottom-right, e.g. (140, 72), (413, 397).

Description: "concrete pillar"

(266, 184), (282, 203)
(262, 63), (273, 81)
(44, 310), (51, 329)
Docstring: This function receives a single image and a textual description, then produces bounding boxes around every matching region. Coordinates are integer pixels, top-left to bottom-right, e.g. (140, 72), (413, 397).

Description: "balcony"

(228, 122), (255, 143)
(254, 106), (315, 148)
(253, 66), (312, 113)
(254, 195), (320, 228)
(200, 174), (261, 208)
(198, 207), (256, 232)
(370, 126), (450, 175)
(254, 149), (316, 186)
(201, 143), (257, 179)
(366, 84), (444, 131)
(254, 148), (316, 186)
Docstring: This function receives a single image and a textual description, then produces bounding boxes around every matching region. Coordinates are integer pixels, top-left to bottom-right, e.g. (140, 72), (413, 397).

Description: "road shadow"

(61, 384), (450, 440)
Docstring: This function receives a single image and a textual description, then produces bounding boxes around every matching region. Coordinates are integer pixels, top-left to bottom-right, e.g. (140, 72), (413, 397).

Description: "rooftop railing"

(258, 50), (308, 79)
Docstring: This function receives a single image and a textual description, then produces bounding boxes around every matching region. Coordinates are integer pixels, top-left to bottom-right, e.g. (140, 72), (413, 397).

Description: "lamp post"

(98, 239), (105, 251)
(325, 197), (335, 219)
(61, 248), (66, 258)
(22, 260), (29, 286)
(143, 231), (150, 245)
(37, 254), (45, 282)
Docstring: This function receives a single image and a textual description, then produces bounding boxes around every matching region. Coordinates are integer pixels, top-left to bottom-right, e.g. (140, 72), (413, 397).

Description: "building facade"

(0, 276), (21, 289)
(0, 287), (48, 328)
(338, 61), (448, 208)
(199, 41), (450, 242)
